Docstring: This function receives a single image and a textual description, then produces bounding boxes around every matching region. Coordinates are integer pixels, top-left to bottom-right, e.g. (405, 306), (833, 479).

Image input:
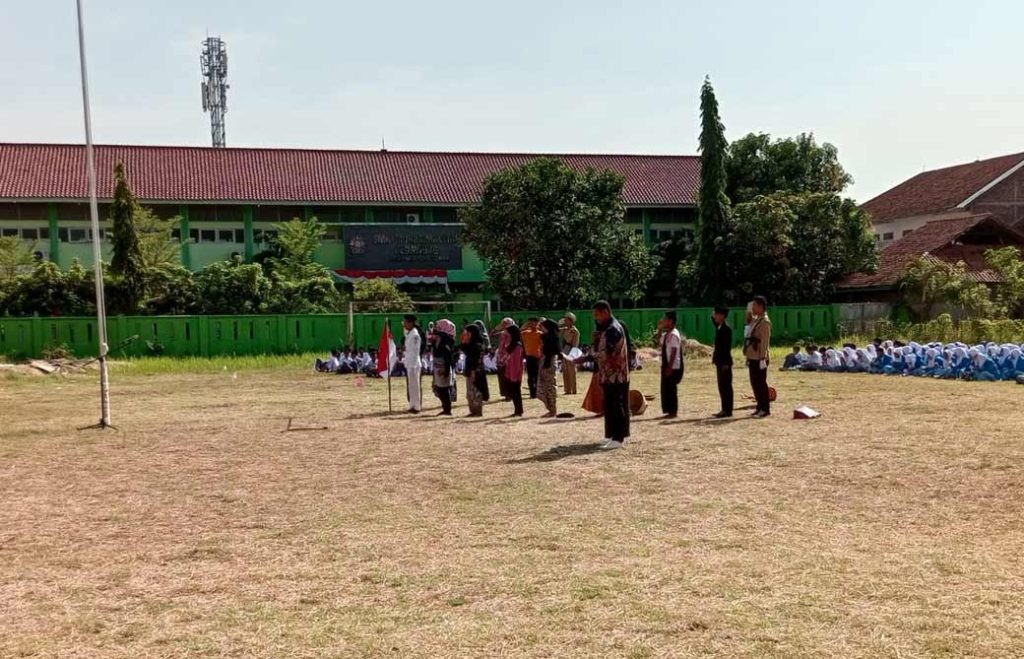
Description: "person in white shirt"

(658, 310), (684, 418)
(402, 315), (423, 413)
(483, 352), (497, 374)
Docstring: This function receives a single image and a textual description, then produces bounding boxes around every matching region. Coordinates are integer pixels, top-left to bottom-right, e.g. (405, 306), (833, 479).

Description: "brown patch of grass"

(2, 362), (1024, 657)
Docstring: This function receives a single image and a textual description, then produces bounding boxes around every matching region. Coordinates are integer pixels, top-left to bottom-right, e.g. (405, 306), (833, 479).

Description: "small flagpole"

(386, 318), (393, 413)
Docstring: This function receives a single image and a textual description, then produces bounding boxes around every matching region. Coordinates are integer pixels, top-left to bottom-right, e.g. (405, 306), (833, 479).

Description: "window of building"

(69, 228), (89, 242)
(0, 228), (18, 237)
(21, 228), (39, 240)
(433, 207), (459, 224)
(218, 230), (235, 243)
(882, 232), (894, 241)
(234, 229), (245, 243)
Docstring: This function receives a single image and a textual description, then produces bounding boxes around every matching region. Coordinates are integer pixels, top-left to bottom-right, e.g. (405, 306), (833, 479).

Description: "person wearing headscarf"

(504, 324), (525, 416)
(494, 317), (516, 401)
(431, 319), (458, 415)
(537, 319), (561, 417)
(852, 348), (871, 373)
(971, 348), (1001, 382)
(472, 320), (491, 402)
(461, 324), (485, 417)
(560, 313), (581, 395)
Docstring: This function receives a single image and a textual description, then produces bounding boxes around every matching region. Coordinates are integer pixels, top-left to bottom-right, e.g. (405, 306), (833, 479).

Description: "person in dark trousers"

(657, 310), (684, 418)
(521, 317), (542, 398)
(743, 296), (772, 417)
(592, 300), (631, 449)
(711, 306), (734, 418)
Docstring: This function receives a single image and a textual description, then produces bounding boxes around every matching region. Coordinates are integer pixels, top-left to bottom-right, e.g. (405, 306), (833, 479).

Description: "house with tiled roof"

(838, 213), (1024, 300)
(0, 143), (699, 295)
(862, 151), (1024, 247)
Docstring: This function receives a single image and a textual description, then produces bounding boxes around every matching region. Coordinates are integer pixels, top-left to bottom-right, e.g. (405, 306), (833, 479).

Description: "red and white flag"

(377, 321), (397, 378)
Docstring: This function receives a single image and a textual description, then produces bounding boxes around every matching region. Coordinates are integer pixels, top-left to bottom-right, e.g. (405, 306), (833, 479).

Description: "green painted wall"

(0, 305), (840, 360)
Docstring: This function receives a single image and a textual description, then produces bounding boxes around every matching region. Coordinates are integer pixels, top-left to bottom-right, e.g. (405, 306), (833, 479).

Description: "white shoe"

(600, 440), (624, 450)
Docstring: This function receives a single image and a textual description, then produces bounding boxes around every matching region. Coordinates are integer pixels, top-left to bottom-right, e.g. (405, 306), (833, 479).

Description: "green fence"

(0, 306), (839, 360)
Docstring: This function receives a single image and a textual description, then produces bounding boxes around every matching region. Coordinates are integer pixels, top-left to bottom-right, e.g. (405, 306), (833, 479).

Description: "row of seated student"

(780, 339), (1024, 382)
(315, 342), (645, 377)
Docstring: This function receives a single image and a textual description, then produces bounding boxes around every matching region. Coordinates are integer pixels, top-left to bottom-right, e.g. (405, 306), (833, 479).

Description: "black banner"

(343, 225), (463, 270)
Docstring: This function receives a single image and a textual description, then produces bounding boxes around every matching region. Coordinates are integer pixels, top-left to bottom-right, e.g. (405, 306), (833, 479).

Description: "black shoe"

(712, 411), (732, 418)
(755, 410), (770, 418)
(438, 410), (452, 416)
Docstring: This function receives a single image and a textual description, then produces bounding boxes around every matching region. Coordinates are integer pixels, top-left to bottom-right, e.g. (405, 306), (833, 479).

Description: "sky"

(1, 0), (1022, 203)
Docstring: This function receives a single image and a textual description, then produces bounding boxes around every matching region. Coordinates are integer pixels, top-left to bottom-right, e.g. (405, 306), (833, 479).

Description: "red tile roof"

(839, 214), (1024, 289)
(861, 152), (1024, 222)
(0, 143), (700, 206)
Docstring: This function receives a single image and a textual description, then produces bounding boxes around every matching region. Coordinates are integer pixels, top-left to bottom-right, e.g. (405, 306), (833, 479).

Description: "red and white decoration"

(334, 269), (448, 285)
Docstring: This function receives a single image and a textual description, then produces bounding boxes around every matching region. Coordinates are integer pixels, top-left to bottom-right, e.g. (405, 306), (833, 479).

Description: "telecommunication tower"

(200, 37), (229, 148)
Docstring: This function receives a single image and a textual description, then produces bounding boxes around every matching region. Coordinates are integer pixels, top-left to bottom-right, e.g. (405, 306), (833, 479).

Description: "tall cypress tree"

(694, 76), (732, 303)
(109, 162), (146, 310)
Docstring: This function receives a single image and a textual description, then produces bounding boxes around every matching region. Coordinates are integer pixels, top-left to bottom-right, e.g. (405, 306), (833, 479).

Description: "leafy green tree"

(461, 157), (656, 308)
(135, 206), (182, 270)
(268, 217), (327, 279)
(691, 76), (733, 304)
(0, 260), (94, 317)
(900, 256), (993, 319)
(726, 132), (853, 203)
(985, 246), (1024, 317)
(108, 163), (146, 311)
(352, 279), (414, 313)
(0, 236), (38, 283)
(711, 193), (876, 304)
(194, 260), (272, 314)
(264, 217), (343, 313)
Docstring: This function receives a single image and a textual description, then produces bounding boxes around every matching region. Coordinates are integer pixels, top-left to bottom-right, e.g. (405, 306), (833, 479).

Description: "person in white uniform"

(402, 314), (424, 413)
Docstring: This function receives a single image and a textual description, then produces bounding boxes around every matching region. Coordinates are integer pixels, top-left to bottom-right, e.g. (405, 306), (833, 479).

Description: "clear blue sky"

(2, 0), (1022, 202)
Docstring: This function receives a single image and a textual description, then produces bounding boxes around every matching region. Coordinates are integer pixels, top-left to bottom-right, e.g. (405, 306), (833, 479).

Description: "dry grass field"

(2, 358), (1023, 658)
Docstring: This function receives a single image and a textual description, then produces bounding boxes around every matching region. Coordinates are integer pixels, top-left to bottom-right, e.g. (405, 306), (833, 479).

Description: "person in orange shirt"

(521, 317), (543, 399)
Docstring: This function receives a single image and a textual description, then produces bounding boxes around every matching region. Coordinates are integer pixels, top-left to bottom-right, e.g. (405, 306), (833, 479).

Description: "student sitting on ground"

(781, 345), (804, 370)
(315, 349), (342, 373)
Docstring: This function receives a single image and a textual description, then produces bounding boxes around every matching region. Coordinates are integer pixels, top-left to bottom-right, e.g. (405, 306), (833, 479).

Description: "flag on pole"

(377, 320), (397, 378)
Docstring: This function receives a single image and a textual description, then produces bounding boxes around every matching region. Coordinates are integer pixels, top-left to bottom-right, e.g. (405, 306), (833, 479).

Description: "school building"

(0, 143), (700, 299)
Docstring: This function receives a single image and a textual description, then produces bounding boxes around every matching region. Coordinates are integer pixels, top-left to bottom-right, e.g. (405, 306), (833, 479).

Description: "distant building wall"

(968, 165), (1024, 228)
(870, 210), (976, 248)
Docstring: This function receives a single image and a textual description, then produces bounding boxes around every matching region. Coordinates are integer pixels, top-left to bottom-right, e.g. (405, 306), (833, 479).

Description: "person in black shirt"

(711, 306), (734, 418)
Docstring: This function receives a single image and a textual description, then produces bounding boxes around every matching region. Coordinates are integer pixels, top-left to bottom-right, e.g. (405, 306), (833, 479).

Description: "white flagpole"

(76, 0), (112, 428)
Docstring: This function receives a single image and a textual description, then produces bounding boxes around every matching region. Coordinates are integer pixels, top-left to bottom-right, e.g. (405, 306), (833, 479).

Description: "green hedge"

(0, 305), (839, 360)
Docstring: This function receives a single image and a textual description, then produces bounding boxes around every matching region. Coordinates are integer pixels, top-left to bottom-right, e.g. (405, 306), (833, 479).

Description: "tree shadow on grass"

(507, 442), (606, 463)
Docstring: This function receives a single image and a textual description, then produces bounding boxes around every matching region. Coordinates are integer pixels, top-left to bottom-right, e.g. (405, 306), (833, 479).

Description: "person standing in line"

(431, 319), (458, 416)
(592, 300), (630, 449)
(521, 317), (543, 398)
(537, 319), (561, 417)
(657, 311), (684, 418)
(711, 306), (734, 418)
(494, 317), (515, 401)
(743, 296), (772, 418)
(560, 312), (581, 395)
(504, 324), (525, 416)
(461, 324), (485, 417)
(473, 320), (491, 402)
(402, 314), (424, 413)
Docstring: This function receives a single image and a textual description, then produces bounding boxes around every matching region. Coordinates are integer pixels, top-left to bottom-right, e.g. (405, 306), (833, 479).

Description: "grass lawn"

(1, 357), (1023, 657)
